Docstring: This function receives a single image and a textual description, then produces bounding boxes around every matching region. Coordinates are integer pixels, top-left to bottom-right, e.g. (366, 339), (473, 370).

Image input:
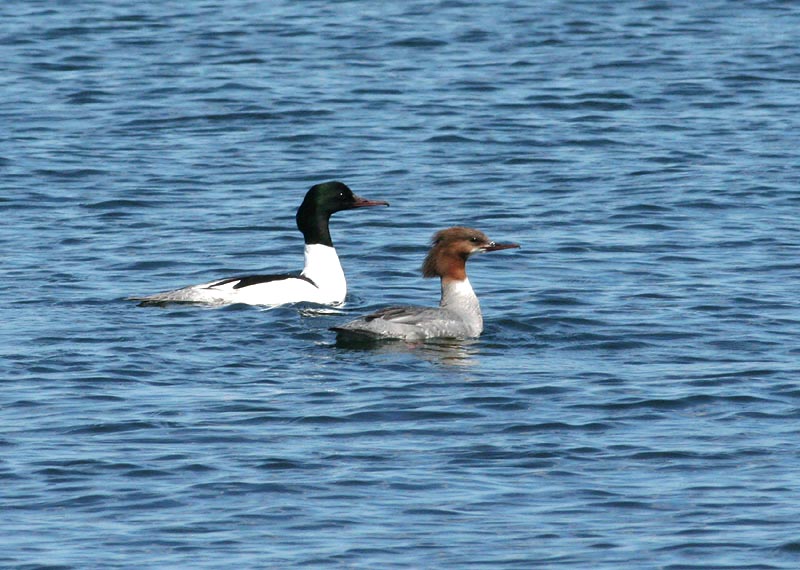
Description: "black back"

(206, 274), (316, 290)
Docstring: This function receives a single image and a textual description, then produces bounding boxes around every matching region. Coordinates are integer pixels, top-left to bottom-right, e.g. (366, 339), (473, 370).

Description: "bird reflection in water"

(332, 335), (480, 367)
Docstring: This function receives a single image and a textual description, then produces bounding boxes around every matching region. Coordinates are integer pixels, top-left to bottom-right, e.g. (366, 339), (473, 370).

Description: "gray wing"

(333, 305), (449, 340)
(363, 305), (440, 324)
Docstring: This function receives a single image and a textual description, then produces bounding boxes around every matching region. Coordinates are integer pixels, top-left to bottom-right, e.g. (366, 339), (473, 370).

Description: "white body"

(135, 244), (347, 307)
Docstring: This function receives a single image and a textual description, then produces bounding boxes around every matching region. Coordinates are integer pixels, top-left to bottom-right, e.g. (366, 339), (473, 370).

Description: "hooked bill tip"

(484, 242), (520, 252)
(352, 195), (390, 208)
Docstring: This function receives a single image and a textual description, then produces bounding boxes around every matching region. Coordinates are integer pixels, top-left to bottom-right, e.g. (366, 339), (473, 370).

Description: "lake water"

(3, 1), (800, 568)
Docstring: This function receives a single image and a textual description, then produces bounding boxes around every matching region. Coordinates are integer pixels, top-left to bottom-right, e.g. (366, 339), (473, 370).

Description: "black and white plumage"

(132, 181), (388, 307)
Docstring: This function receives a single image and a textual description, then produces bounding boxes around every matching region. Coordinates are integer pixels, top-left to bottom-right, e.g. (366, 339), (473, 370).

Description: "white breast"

(299, 244), (347, 304)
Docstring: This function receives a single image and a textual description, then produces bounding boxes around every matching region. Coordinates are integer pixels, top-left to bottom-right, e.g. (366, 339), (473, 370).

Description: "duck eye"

(470, 236), (480, 242)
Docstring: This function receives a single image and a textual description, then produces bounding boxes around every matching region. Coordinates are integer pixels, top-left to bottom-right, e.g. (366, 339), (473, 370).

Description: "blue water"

(3, 1), (800, 568)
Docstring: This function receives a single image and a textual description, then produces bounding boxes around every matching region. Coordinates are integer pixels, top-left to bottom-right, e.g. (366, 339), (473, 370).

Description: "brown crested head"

(420, 226), (519, 280)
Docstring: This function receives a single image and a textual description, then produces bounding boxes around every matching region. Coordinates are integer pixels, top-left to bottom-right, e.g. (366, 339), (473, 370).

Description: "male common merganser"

(332, 227), (519, 340)
(133, 181), (389, 307)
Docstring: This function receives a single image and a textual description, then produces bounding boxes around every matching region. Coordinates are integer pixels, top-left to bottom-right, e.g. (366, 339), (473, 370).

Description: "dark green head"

(296, 181), (389, 246)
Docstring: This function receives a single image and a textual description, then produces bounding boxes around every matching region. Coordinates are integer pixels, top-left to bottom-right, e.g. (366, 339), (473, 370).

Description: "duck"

(332, 226), (519, 340)
(133, 181), (389, 306)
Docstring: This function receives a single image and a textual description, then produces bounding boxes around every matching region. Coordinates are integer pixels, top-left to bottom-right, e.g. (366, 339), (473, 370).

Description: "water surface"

(3, 1), (800, 568)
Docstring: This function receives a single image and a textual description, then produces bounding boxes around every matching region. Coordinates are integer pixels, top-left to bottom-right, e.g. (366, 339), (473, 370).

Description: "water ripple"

(4, 1), (800, 569)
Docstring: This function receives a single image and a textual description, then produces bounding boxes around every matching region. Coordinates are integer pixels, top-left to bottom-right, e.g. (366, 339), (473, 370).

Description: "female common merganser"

(332, 227), (519, 340)
(133, 181), (389, 307)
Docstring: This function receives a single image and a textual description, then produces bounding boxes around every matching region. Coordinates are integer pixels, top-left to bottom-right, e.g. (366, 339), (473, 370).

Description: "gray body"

(334, 278), (483, 340)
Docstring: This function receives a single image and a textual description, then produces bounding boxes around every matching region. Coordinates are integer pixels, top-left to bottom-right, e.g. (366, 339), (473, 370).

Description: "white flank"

(135, 244), (347, 307)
